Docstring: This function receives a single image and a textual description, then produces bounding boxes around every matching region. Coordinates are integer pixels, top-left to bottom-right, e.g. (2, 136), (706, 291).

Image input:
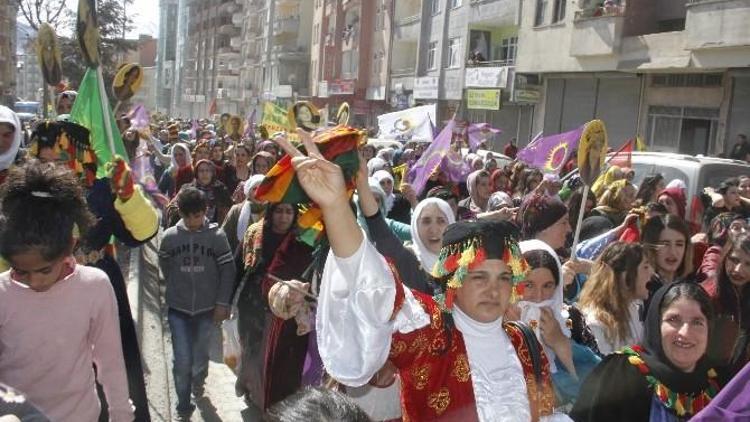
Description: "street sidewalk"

(130, 235), (261, 421)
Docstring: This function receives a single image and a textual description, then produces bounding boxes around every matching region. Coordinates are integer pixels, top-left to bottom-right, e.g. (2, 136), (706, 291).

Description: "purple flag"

(408, 119), (457, 195)
(467, 123), (502, 152)
(516, 125), (585, 174)
(127, 104), (150, 130)
(243, 110), (256, 139)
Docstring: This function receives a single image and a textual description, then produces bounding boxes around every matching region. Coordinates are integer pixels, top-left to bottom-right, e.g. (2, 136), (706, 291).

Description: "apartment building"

(517, 0), (750, 155)
(310, 0), (391, 127)
(0, 0), (17, 107)
(238, 0), (312, 118)
(174, 0), (244, 117)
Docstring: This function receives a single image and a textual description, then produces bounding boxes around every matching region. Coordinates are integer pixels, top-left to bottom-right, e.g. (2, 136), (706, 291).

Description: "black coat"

(570, 354), (652, 422)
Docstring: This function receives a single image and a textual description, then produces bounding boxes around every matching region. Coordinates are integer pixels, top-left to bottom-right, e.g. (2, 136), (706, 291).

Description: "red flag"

(208, 98), (217, 116)
(608, 139), (633, 168)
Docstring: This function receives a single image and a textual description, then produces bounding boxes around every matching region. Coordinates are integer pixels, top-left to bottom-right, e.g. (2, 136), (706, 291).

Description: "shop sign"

(413, 76), (439, 99)
(467, 89), (502, 110)
(318, 81), (329, 98)
(514, 88), (541, 104)
(329, 79), (355, 95)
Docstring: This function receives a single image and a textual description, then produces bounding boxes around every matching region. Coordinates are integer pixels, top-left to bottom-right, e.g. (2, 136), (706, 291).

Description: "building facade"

(517, 0), (750, 155)
(15, 22), (41, 103)
(237, 0), (312, 118)
(310, 0), (391, 128)
(157, 0), (178, 115)
(0, 0), (17, 106)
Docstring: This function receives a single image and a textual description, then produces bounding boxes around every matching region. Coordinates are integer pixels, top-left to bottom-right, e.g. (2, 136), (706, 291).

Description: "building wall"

(0, 0), (17, 106)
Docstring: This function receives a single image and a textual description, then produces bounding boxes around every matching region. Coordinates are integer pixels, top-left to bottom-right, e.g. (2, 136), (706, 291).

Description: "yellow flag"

(392, 163), (407, 189)
(635, 136), (647, 152)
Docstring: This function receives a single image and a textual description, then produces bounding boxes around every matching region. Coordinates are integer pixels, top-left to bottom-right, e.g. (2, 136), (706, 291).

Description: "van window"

(630, 163), (688, 191)
(699, 164), (749, 192)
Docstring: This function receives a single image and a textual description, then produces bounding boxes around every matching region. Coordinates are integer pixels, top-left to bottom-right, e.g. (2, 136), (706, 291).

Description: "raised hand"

(273, 129), (348, 211)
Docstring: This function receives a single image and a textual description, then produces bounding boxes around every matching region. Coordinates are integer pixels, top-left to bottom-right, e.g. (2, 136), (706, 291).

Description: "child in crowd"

(0, 162), (134, 421)
(158, 186), (236, 420)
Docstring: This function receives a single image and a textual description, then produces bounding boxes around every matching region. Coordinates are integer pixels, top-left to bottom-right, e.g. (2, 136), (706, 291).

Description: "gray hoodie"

(158, 218), (236, 315)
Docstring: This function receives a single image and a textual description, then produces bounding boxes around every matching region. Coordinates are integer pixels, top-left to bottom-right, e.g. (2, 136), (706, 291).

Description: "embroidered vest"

(388, 291), (555, 421)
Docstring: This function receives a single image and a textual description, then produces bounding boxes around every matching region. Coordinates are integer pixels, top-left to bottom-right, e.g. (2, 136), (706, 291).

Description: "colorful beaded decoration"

(620, 345), (719, 418)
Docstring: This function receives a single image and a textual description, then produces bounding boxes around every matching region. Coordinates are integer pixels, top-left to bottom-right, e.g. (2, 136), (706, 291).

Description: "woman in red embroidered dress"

(271, 129), (569, 422)
(571, 282), (723, 422)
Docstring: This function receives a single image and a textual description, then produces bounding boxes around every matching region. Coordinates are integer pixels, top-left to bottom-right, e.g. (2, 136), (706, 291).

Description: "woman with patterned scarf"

(166, 159), (232, 226)
(235, 202), (315, 411)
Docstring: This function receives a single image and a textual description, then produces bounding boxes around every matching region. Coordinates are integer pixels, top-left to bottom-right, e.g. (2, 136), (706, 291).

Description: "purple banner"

(467, 123), (502, 152)
(516, 125), (585, 174)
(408, 119), (457, 195)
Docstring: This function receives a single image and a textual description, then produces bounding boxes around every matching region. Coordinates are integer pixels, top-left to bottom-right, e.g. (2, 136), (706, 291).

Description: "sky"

(62, 0), (159, 38)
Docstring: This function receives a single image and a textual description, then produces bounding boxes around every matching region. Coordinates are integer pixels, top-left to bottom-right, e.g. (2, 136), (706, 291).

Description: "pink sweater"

(0, 265), (134, 422)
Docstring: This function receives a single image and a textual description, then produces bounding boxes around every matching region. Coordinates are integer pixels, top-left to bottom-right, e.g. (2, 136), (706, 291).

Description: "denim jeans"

(168, 308), (214, 414)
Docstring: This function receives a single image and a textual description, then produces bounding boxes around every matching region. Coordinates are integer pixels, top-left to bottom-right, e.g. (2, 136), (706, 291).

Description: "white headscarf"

(0, 106), (22, 171)
(169, 143), (191, 172)
(372, 170), (395, 212)
(367, 157), (389, 176)
(410, 198), (455, 273)
(517, 239), (571, 373)
(666, 178), (687, 191)
(237, 175), (266, 242)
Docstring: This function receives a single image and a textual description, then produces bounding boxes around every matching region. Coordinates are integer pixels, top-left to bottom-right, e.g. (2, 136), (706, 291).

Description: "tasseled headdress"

(432, 220), (529, 309)
(28, 120), (97, 186)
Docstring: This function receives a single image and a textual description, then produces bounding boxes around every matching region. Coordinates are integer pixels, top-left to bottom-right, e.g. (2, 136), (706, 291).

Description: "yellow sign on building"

(467, 89), (502, 110)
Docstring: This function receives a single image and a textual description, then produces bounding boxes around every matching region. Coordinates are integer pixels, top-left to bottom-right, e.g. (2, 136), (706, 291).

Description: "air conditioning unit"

(217, 88), (226, 99)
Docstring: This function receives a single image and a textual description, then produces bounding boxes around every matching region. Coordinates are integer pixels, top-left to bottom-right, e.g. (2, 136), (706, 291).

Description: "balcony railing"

(466, 59), (515, 67)
(574, 4), (625, 21)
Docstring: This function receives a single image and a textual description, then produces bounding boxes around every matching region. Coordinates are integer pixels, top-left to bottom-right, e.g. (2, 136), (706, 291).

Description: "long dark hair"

(642, 214), (694, 279)
(716, 234), (750, 328)
(264, 387), (371, 422)
(635, 174), (664, 206)
(0, 162), (94, 261)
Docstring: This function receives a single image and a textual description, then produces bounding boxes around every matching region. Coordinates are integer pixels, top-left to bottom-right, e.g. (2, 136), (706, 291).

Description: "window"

(373, 52), (383, 76)
(427, 41), (438, 70)
(447, 37), (460, 68)
(342, 50), (359, 77)
(651, 73), (723, 88)
(498, 37), (517, 64)
(431, 0), (441, 14)
(646, 106), (719, 155)
(375, 3), (386, 30)
(552, 0), (565, 22)
(450, 0), (461, 8)
(534, 0), (547, 26)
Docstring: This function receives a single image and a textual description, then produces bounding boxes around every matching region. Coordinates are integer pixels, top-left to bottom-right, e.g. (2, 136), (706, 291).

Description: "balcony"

(570, 6), (625, 57)
(685, 0), (750, 50)
(393, 15), (420, 41)
(342, 0), (361, 9)
(273, 16), (300, 35)
(219, 22), (241, 36)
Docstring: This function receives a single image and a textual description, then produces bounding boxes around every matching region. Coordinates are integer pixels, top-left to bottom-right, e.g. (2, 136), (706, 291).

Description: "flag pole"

(570, 184), (589, 258)
(96, 66), (117, 155)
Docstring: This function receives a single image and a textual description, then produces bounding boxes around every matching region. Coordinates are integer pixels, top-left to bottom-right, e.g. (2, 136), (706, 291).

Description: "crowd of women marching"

(2, 95), (750, 422)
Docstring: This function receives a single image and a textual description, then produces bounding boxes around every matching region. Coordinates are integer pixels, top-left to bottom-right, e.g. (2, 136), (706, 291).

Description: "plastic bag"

(222, 306), (242, 374)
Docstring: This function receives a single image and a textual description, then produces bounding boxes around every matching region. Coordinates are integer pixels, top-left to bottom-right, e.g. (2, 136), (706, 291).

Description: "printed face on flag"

(577, 120), (608, 186)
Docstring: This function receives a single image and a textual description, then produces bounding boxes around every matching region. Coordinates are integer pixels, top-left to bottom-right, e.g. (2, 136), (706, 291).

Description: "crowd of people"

(1, 91), (750, 422)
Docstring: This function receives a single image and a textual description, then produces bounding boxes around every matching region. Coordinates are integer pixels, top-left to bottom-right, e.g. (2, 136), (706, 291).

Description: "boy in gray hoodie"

(158, 187), (236, 419)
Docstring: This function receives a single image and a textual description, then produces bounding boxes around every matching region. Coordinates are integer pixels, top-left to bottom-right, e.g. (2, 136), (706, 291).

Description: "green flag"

(70, 68), (128, 177)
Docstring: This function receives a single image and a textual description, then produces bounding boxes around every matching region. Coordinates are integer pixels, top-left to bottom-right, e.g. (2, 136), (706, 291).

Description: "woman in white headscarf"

(372, 170), (396, 212)
(158, 143), (193, 197)
(511, 239), (601, 408)
(457, 169), (491, 220)
(0, 106), (22, 183)
(356, 162), (455, 293)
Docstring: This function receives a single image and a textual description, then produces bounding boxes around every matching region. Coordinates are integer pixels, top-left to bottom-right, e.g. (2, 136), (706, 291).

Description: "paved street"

(129, 235), (262, 422)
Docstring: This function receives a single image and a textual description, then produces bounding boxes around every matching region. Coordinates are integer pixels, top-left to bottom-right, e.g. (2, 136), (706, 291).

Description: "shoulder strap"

(505, 320), (543, 384)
